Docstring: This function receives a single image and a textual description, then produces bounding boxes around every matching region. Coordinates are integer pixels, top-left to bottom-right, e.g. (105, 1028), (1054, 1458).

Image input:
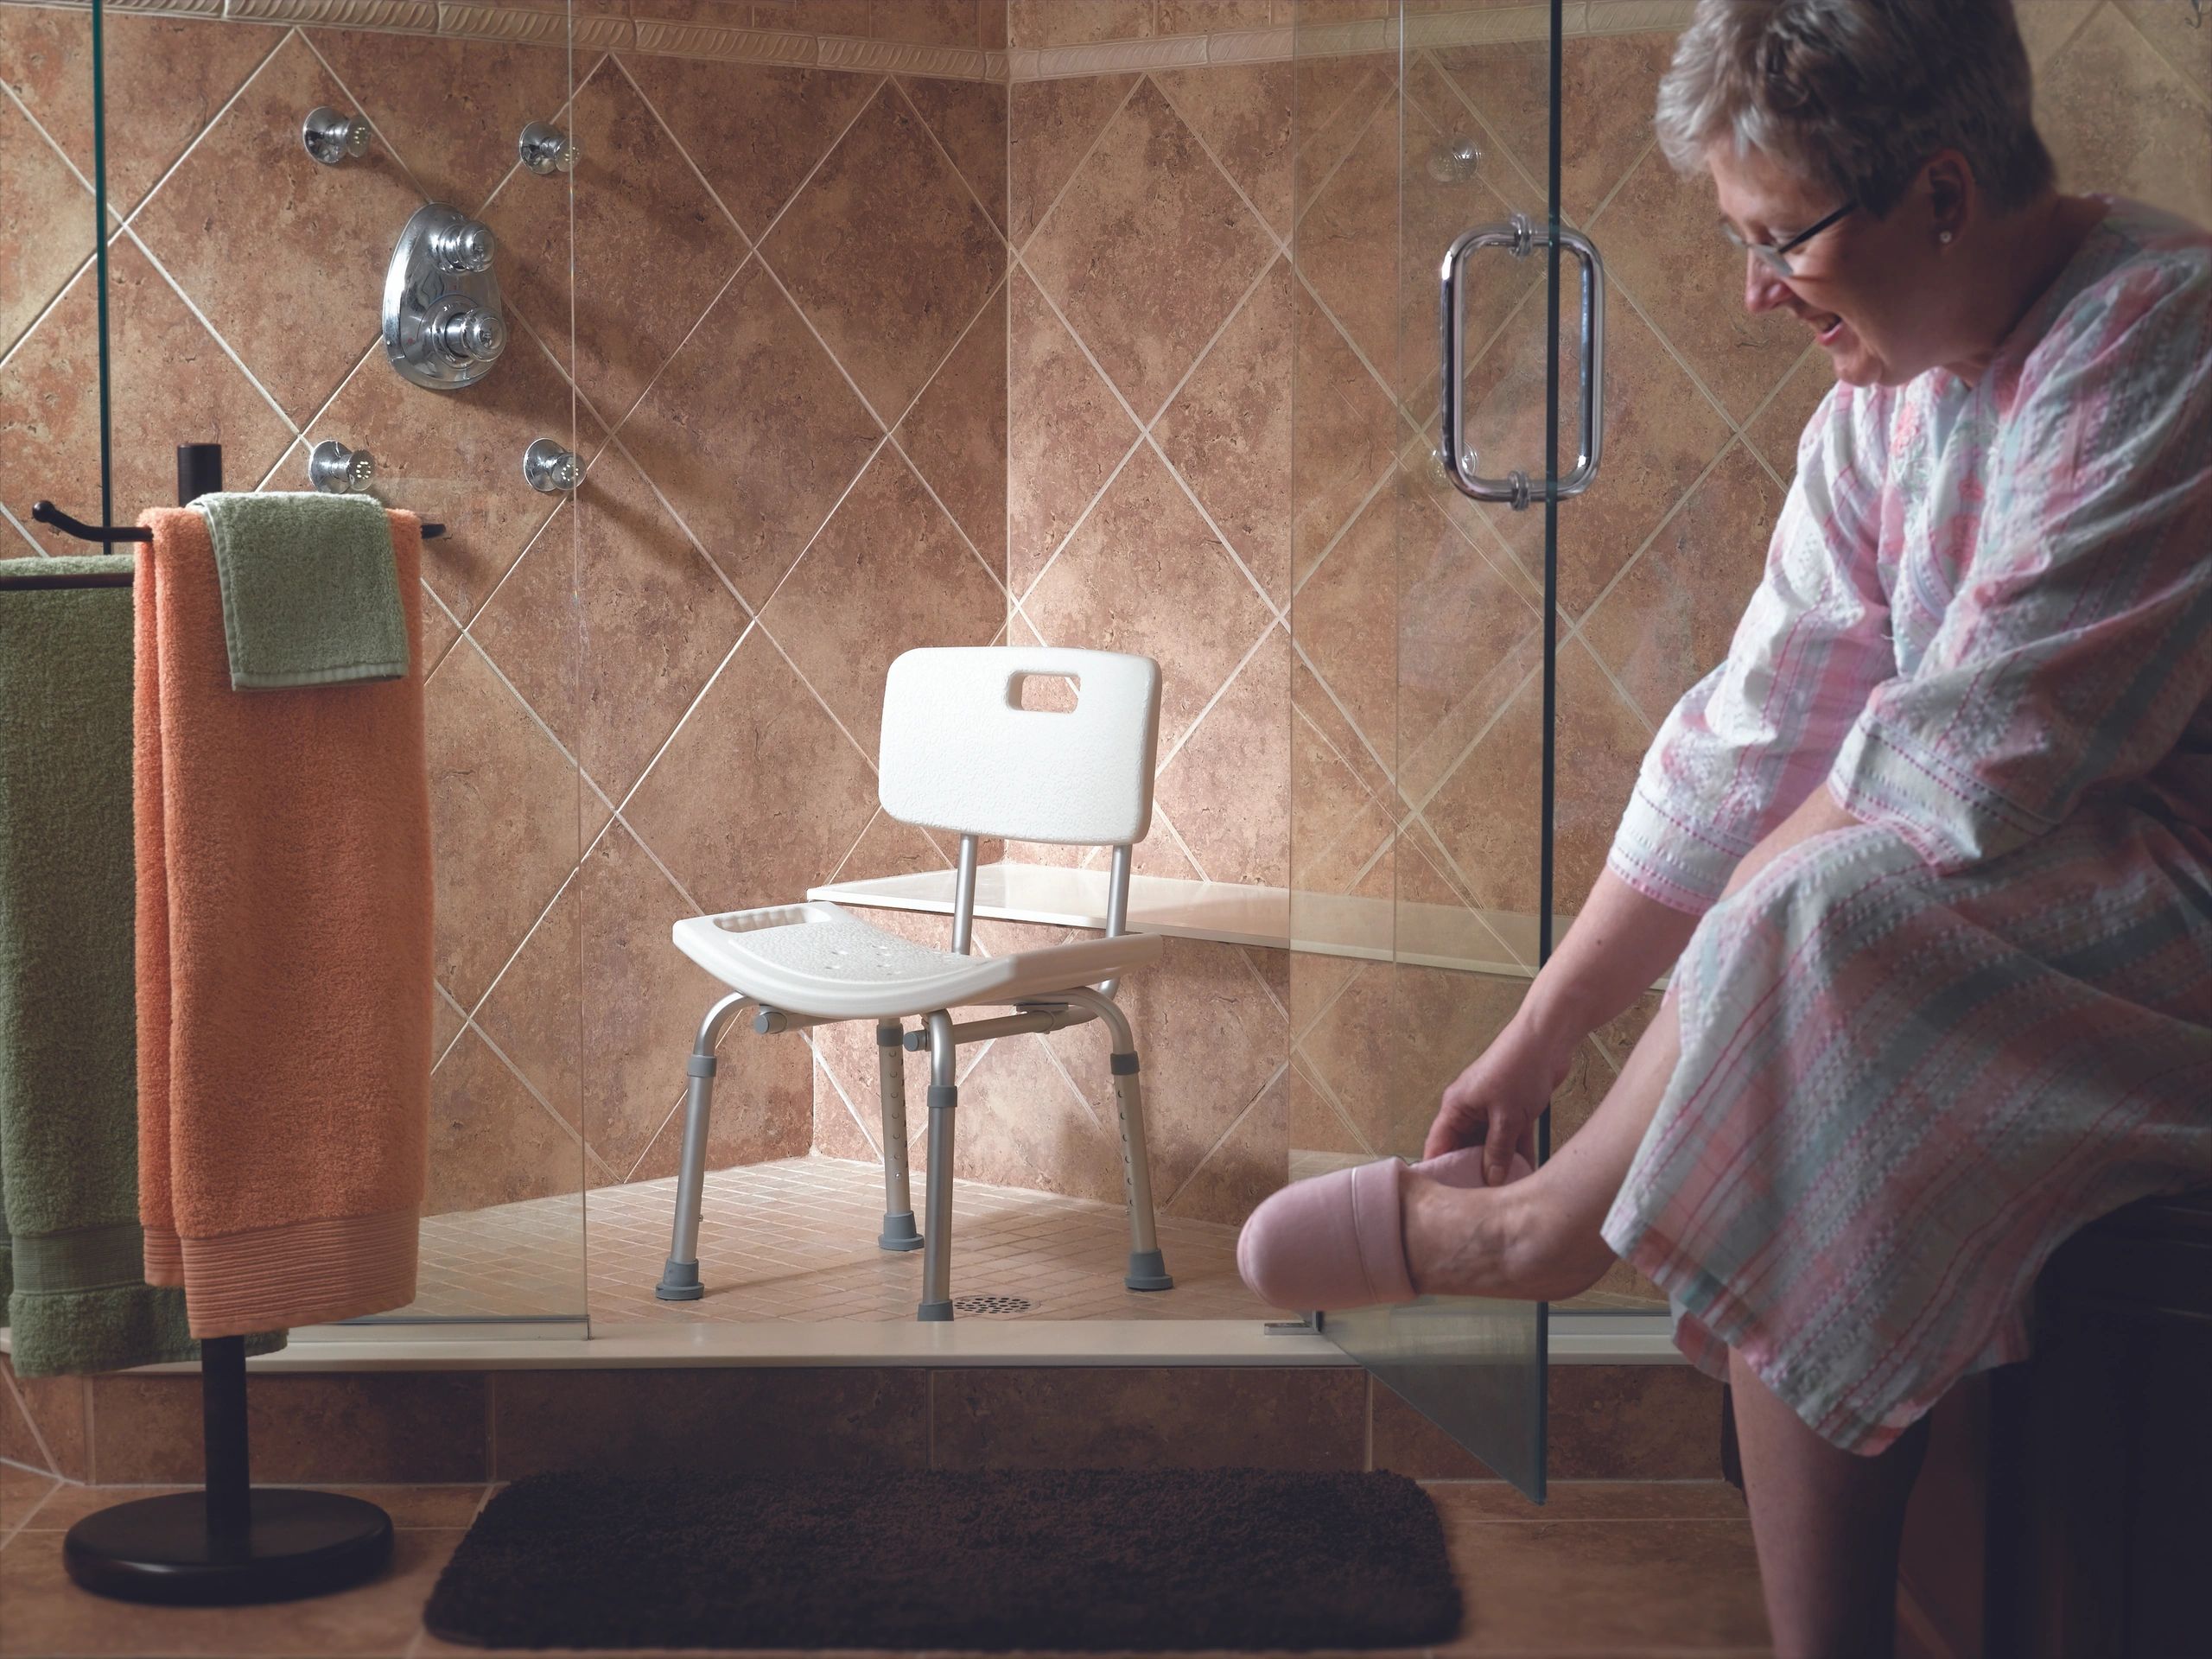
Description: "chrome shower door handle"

(1438, 212), (1607, 508)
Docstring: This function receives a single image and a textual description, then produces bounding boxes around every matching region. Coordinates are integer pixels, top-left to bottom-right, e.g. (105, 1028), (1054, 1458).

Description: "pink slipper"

(1235, 1146), (1521, 1311)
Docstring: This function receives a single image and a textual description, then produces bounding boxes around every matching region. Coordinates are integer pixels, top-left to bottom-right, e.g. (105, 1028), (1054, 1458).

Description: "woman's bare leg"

(1401, 992), (1682, 1301)
(1731, 1348), (1929, 1659)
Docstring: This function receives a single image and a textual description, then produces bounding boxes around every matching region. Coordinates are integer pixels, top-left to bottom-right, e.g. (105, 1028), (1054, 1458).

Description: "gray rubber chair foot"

(878, 1211), (923, 1252)
(1125, 1249), (1173, 1292)
(655, 1259), (703, 1301)
(916, 1300), (954, 1323)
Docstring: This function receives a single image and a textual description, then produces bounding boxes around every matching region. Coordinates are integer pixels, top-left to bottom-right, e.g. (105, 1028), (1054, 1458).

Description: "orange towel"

(135, 508), (432, 1336)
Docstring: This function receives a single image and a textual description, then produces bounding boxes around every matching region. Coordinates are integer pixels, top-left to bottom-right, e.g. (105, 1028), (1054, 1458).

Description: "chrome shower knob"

(429, 217), (495, 273)
(432, 302), (506, 365)
(522, 438), (582, 494)
(302, 106), (370, 166)
(518, 121), (579, 176)
(308, 440), (375, 494)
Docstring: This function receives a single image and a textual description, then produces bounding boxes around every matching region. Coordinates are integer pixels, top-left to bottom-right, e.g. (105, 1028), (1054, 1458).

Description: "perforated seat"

(672, 903), (1162, 1024)
(654, 645), (1174, 1321)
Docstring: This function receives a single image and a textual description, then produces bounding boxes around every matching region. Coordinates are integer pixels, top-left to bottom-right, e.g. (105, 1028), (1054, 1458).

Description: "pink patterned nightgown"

(1599, 199), (2212, 1454)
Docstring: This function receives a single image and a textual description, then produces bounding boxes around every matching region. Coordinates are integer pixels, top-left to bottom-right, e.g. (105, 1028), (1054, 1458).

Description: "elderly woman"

(1241, 1), (2211, 1651)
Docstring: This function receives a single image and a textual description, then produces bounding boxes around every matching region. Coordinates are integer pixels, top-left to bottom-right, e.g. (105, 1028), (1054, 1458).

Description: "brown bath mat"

(423, 1466), (1462, 1650)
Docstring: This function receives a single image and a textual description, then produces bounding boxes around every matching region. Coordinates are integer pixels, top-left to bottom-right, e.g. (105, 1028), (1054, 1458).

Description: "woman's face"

(1705, 142), (1951, 388)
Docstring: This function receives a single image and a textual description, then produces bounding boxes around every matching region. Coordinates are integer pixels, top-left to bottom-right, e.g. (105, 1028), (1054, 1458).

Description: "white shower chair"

(654, 645), (1173, 1321)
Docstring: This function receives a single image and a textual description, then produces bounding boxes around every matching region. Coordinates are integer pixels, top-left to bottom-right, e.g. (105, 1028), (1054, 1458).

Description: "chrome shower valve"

(384, 204), (507, 391)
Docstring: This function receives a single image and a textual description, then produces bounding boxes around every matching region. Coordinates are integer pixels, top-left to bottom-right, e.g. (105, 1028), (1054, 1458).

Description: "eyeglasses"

(1719, 200), (1856, 277)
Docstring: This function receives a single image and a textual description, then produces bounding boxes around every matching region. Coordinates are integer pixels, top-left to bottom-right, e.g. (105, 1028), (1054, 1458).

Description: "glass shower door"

(1290, 0), (1586, 1500)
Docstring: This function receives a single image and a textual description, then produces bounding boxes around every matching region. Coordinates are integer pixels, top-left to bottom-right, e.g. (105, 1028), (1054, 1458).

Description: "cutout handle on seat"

(1010, 672), (1080, 713)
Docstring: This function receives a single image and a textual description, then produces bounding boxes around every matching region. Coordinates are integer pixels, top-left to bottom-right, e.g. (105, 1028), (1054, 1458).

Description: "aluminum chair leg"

(874, 1022), (922, 1251)
(916, 1010), (958, 1322)
(654, 992), (755, 1301)
(1064, 988), (1172, 1291)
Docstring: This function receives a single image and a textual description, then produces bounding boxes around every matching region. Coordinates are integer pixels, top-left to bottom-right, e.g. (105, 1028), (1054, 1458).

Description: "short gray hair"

(1655, 0), (2055, 216)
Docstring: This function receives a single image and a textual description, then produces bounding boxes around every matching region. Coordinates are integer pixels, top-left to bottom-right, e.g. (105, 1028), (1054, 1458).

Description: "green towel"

(194, 493), (406, 689)
(0, 557), (281, 1376)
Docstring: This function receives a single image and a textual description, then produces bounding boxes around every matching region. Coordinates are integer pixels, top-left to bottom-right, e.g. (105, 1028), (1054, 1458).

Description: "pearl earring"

(1939, 230), (1955, 244)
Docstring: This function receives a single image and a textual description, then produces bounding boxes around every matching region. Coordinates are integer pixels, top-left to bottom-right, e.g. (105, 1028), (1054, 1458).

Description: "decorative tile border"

(0, 0), (1692, 80)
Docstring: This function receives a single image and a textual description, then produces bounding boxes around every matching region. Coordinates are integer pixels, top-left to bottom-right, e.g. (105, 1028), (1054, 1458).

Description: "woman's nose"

(1745, 253), (1791, 314)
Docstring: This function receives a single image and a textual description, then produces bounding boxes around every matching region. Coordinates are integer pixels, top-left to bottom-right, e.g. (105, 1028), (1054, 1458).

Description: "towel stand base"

(61, 1487), (394, 1607)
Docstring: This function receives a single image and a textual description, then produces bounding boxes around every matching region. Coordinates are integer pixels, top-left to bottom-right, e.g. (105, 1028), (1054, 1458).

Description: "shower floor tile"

(403, 1155), (1276, 1324)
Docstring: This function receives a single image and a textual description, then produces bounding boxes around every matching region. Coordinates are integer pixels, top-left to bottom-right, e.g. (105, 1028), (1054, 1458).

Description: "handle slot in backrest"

(1010, 672), (1081, 713)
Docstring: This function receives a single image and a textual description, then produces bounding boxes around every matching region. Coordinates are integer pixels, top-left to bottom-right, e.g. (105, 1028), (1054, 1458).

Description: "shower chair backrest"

(877, 646), (1161, 850)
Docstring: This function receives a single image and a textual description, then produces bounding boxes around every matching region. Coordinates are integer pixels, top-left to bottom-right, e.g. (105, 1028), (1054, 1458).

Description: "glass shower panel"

(86, 1), (588, 1325)
(1290, 0), (1560, 1498)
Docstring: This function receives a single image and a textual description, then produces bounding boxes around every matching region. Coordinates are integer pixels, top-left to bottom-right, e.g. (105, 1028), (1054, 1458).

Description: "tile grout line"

(115, 22), (297, 237)
(1147, 68), (1291, 261)
(1160, 1057), (1290, 1215)
(1013, 71), (1145, 264)
(120, 224), (305, 446)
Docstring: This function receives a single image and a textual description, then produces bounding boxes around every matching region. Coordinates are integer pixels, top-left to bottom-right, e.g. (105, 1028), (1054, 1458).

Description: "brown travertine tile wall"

(0, 4), (1009, 1253)
(10, 1358), (1719, 1483)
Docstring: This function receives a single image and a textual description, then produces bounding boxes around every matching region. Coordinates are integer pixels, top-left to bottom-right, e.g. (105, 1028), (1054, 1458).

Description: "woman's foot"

(1401, 1158), (1617, 1303)
(1236, 1146), (1614, 1311)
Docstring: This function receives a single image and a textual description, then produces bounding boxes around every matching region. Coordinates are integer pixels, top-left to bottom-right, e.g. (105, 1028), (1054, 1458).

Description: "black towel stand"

(29, 444), (398, 1606)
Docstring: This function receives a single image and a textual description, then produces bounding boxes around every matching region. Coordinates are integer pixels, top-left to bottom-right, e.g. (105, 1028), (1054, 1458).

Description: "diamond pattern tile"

(2038, 4), (2212, 226)
(1433, 32), (1677, 225)
(1292, 488), (1396, 780)
(1154, 255), (1294, 606)
(761, 84), (1001, 424)
(622, 54), (880, 241)
(0, 98), (88, 357)
(620, 257), (882, 609)
(0, 10), (279, 224)
(485, 54), (746, 425)
(1024, 79), (1276, 423)
(760, 445), (1003, 747)
(424, 639), (584, 1009)
(1008, 72), (1136, 246)
(1021, 444), (1274, 757)
(621, 632), (882, 917)
(893, 278), (1008, 576)
(1294, 94), (1400, 388)
(130, 31), (424, 426)
(1592, 143), (1808, 424)
(1006, 266), (1139, 596)
(426, 1028), (585, 1217)
(1154, 60), (1294, 239)
(1154, 625), (1290, 887)
(474, 438), (749, 804)
(900, 73), (1009, 232)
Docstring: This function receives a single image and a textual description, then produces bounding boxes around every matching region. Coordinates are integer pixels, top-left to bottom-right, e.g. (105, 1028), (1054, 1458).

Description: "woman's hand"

(1421, 1012), (1577, 1183)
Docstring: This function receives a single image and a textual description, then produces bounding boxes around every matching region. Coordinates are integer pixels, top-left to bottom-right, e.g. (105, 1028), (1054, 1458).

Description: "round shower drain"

(951, 1294), (1033, 1316)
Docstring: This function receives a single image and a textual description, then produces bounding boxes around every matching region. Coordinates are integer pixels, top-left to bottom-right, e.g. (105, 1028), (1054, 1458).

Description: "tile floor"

(0, 1462), (1774, 1656)
(403, 1156), (1275, 1325)
(395, 1155), (1662, 1326)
